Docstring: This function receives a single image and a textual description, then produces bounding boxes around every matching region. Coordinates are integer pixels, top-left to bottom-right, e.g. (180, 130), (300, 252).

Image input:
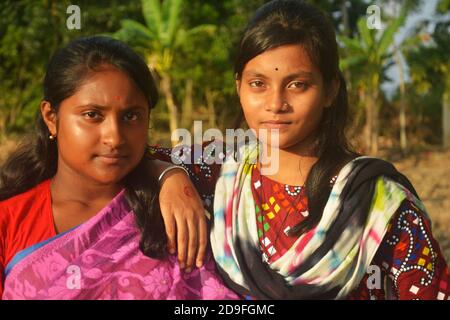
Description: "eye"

(123, 111), (139, 121)
(83, 111), (102, 120)
(288, 81), (309, 90)
(249, 80), (265, 88)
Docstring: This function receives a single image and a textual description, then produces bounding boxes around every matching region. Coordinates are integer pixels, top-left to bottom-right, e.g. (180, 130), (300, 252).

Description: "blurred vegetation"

(0, 0), (449, 152)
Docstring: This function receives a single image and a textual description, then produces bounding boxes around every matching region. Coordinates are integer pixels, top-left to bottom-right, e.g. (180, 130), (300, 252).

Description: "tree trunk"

(370, 92), (379, 156)
(341, 0), (350, 37)
(443, 89), (450, 148)
(366, 87), (380, 156)
(181, 78), (193, 130)
(395, 48), (408, 154)
(160, 74), (179, 145)
(368, 73), (381, 156)
(364, 90), (373, 154)
(205, 87), (217, 128)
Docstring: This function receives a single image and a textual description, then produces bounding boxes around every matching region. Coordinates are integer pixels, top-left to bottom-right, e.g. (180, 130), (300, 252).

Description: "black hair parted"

(43, 35), (159, 111)
(0, 35), (166, 259)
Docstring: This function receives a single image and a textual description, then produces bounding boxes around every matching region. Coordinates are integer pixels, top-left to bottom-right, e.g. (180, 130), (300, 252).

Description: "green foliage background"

(0, 0), (448, 151)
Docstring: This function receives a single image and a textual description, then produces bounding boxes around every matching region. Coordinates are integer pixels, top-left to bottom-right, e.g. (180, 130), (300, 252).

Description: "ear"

(324, 76), (340, 108)
(40, 100), (58, 136)
(235, 78), (241, 98)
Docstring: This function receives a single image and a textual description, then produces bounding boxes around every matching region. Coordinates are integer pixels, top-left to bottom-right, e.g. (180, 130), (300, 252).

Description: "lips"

(96, 154), (129, 165)
(260, 120), (292, 129)
(262, 120), (292, 124)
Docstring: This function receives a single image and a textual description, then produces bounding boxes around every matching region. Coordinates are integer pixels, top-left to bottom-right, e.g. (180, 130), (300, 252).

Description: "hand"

(159, 168), (207, 272)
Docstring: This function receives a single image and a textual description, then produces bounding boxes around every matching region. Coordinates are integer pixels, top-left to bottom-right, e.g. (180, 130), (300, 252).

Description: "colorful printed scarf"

(3, 189), (239, 300)
(210, 143), (424, 299)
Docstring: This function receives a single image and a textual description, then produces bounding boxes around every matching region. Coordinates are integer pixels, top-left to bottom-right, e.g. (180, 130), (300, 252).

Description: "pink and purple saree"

(2, 189), (238, 300)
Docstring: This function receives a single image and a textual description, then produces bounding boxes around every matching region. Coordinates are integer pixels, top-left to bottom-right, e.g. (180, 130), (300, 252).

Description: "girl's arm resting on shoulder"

(149, 158), (207, 272)
(147, 142), (224, 271)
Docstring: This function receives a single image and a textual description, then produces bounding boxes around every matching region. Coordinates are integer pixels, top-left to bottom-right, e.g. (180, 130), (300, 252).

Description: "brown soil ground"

(390, 148), (450, 264)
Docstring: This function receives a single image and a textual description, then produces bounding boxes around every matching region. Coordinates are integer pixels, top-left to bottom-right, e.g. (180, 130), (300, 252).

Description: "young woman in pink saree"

(0, 36), (237, 300)
(2, 187), (234, 300)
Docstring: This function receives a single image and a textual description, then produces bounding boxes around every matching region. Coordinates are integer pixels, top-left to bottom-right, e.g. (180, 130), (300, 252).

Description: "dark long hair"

(234, 0), (358, 235)
(0, 36), (167, 258)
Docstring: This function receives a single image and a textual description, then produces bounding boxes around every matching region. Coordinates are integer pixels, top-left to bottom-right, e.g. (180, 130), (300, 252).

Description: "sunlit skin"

(41, 65), (150, 233)
(236, 44), (338, 186)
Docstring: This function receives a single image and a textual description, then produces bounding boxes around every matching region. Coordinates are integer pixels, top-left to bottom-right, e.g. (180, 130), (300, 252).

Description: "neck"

(259, 134), (318, 186)
(51, 161), (123, 206)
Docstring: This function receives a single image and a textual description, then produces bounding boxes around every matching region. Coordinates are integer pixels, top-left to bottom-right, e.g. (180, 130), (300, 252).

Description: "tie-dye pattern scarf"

(210, 143), (423, 299)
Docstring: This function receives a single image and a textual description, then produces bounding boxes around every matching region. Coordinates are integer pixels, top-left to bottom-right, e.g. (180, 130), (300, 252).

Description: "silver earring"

(49, 134), (56, 140)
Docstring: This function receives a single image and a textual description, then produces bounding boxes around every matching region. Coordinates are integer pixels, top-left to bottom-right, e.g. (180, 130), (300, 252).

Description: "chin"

(91, 170), (130, 185)
(93, 177), (123, 186)
(258, 133), (293, 149)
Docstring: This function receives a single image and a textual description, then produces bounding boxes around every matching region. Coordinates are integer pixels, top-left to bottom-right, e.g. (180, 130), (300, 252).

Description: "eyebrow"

(75, 104), (147, 111)
(243, 70), (314, 80)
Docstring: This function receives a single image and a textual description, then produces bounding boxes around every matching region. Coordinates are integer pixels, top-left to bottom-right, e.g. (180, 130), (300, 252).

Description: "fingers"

(196, 213), (207, 268)
(176, 215), (188, 270)
(161, 206), (177, 255)
(185, 217), (198, 273)
(159, 180), (207, 273)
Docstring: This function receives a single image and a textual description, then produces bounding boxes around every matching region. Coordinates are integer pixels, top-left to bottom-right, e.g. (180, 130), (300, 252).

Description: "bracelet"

(157, 165), (190, 184)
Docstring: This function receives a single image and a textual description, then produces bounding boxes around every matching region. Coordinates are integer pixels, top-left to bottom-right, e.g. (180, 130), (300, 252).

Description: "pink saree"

(2, 189), (238, 300)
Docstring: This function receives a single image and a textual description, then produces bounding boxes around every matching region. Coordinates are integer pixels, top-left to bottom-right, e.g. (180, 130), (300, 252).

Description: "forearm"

(149, 159), (189, 186)
(148, 143), (223, 199)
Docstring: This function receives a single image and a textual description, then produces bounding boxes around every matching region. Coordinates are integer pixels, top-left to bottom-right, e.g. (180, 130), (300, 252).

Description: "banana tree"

(340, 9), (406, 155)
(393, 31), (424, 154)
(388, 0), (422, 154)
(114, 0), (215, 143)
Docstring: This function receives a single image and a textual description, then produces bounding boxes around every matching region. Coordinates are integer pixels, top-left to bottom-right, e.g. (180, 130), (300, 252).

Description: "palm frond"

(113, 19), (155, 54)
(378, 7), (406, 55)
(165, 0), (183, 45)
(340, 54), (367, 70)
(357, 17), (373, 51)
(142, 0), (162, 37)
(338, 35), (365, 55)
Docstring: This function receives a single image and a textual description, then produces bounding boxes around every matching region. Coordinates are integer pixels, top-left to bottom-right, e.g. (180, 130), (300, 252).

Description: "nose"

(102, 116), (125, 149)
(265, 87), (287, 113)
